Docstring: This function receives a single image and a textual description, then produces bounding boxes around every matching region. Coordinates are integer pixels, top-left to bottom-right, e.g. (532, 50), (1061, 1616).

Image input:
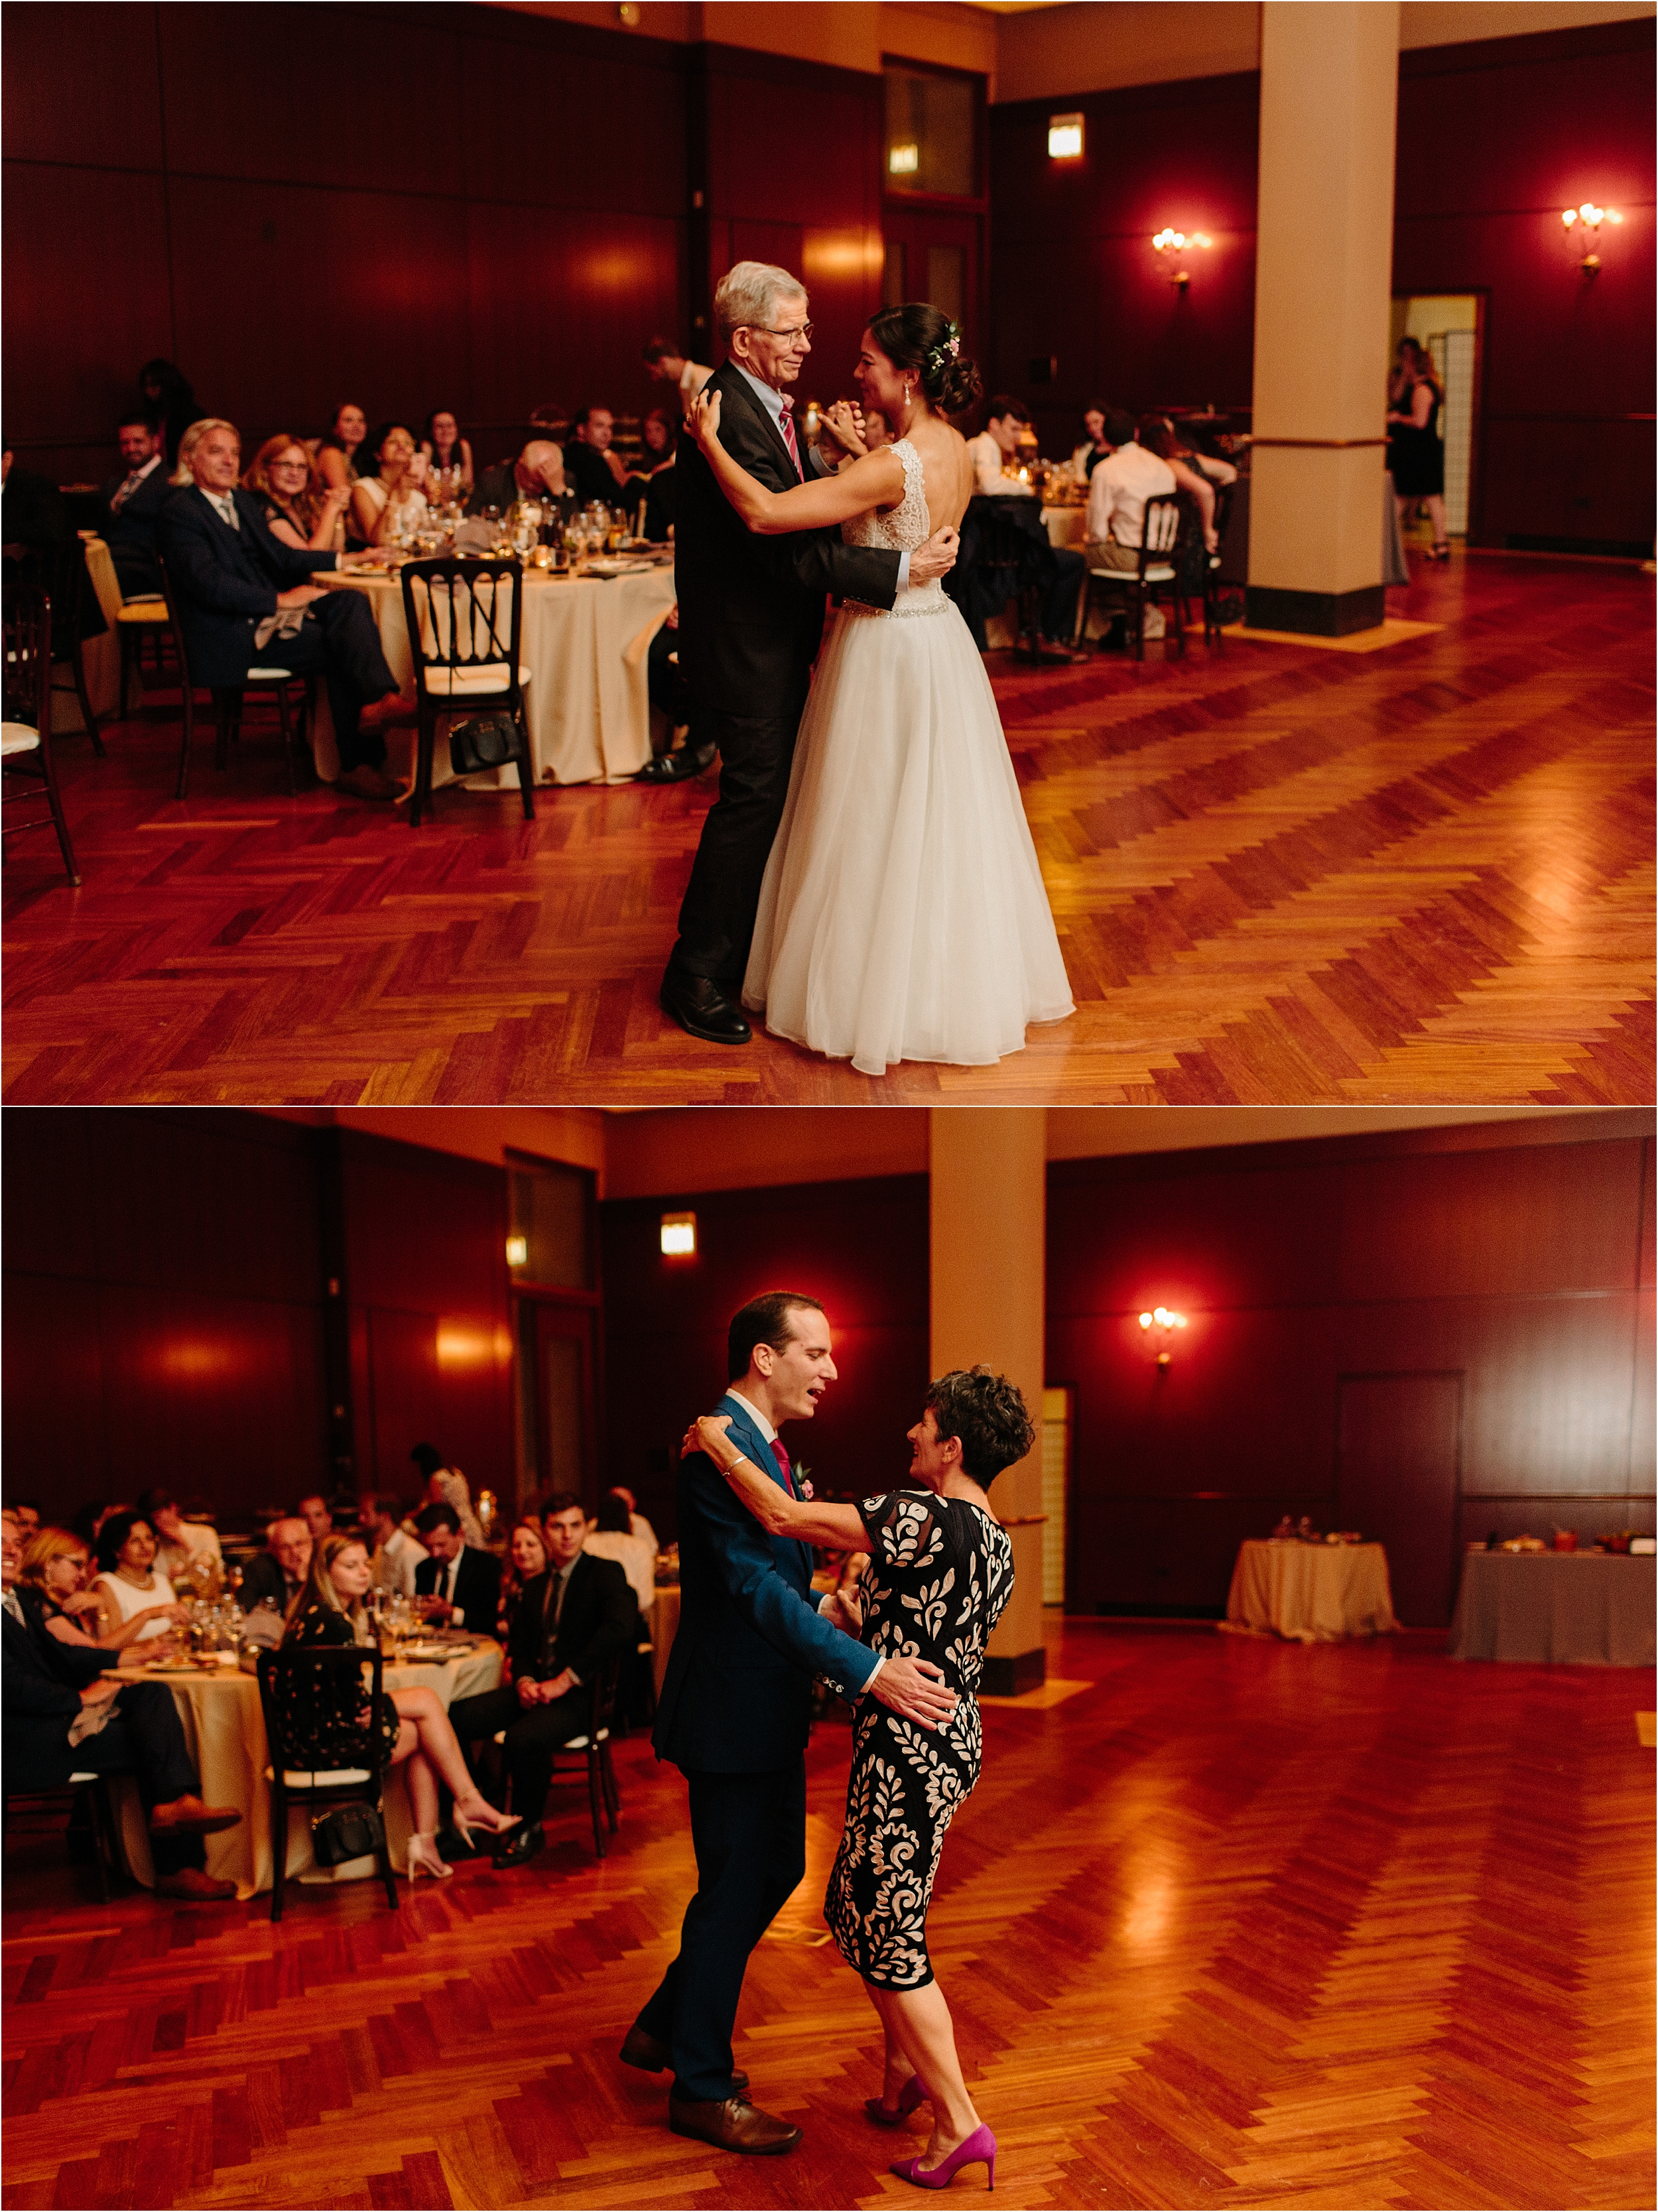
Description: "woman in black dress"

(688, 1365), (1029, 2193)
(283, 1532), (519, 1878)
(1386, 338), (1448, 559)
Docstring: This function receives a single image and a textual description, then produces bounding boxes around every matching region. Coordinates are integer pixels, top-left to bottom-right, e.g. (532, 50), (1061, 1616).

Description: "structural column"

(929, 1109), (1047, 1695)
(1247, 1), (1399, 635)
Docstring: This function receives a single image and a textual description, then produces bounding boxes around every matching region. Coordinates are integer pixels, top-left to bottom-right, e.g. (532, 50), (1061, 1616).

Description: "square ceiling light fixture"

(1049, 113), (1084, 159)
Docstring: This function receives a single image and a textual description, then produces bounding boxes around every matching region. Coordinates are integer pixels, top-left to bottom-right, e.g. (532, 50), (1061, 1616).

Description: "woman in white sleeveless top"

(685, 304), (1072, 1077)
(87, 1509), (188, 1644)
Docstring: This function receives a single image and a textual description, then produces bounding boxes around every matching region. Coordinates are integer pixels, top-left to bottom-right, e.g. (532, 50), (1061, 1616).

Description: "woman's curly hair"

(925, 1366), (1034, 1483)
(865, 302), (984, 417)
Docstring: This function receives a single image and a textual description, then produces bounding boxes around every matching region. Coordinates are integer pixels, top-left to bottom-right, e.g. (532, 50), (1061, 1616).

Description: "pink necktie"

(777, 399), (803, 482)
(771, 1437), (797, 1496)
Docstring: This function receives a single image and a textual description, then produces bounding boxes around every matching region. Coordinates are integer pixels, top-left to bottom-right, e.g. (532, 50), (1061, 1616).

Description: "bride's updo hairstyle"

(924, 1366), (1034, 1484)
(865, 304), (984, 417)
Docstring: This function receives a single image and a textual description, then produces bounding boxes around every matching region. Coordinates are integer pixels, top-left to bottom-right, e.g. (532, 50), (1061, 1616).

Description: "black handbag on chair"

(310, 1800), (385, 1866)
(448, 710), (525, 778)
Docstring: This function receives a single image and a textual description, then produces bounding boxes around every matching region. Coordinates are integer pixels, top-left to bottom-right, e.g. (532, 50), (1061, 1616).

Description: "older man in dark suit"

(156, 418), (410, 803)
(96, 413), (172, 597)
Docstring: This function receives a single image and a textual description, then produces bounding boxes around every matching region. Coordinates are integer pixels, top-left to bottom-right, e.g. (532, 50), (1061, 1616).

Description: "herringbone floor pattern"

(3, 555), (1651, 1104)
(3, 1624), (1652, 2210)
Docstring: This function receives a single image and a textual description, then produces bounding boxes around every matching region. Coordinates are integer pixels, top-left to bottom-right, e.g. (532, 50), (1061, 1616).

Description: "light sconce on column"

(1561, 201), (1622, 273)
(505, 1234), (529, 1268)
(1048, 113), (1084, 160)
(660, 1211), (697, 1257)
(1152, 228), (1212, 287)
(1138, 1305), (1188, 1366)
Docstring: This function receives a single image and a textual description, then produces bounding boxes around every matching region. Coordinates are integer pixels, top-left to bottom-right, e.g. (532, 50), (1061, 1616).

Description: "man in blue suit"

(619, 1291), (957, 2156)
(157, 419), (409, 803)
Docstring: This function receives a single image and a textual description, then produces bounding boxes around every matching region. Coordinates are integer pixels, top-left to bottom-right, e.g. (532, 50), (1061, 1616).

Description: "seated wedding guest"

(446, 1494), (636, 1867)
(3, 1513), (239, 1900)
(635, 408), (678, 539)
(643, 335), (713, 409)
(157, 418), (411, 805)
(138, 358), (204, 464)
(1070, 406), (1111, 483)
(1, 442), (103, 659)
(1135, 415), (1237, 553)
(97, 412), (172, 594)
(133, 1488), (222, 1584)
(413, 1504), (501, 1629)
(282, 1531), (519, 1878)
(1084, 410), (1179, 643)
(635, 604), (716, 787)
(9, 1501), (42, 1542)
(496, 1516), (548, 1643)
(966, 396), (1034, 495)
(85, 1510), (186, 1647)
(420, 409), (474, 495)
(23, 1524), (188, 1654)
(296, 1493), (335, 1545)
(359, 1494), (427, 1598)
(409, 1443), (487, 1548)
(564, 405), (631, 505)
(470, 439), (565, 517)
(583, 1492), (657, 1620)
(244, 434), (352, 553)
(239, 1516), (313, 1620)
(315, 401), (369, 497)
(350, 423), (430, 549)
(609, 1486), (658, 1553)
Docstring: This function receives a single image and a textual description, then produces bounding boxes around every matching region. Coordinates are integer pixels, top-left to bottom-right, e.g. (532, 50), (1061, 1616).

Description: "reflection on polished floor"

(3, 554), (1651, 1106)
(3, 1619), (1651, 2211)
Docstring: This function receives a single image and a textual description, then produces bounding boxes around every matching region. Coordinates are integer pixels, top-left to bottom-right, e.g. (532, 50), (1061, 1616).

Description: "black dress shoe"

(659, 968), (751, 1045)
(491, 1821), (544, 1867)
(636, 743), (716, 784)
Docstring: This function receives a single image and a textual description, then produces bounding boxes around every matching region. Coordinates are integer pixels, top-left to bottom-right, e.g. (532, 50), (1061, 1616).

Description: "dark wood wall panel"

(599, 1175), (929, 1543)
(1049, 1116), (1656, 1618)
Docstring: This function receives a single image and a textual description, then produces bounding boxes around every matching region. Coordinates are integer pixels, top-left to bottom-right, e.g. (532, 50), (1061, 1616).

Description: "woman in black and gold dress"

(689, 1365), (1027, 2193)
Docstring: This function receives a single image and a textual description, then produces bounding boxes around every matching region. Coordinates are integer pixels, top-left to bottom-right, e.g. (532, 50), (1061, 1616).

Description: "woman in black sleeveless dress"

(690, 1364), (1031, 2193)
(1387, 338), (1448, 558)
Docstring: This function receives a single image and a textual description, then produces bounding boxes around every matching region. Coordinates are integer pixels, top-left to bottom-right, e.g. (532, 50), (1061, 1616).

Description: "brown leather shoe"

(669, 2095), (800, 2155)
(619, 2025), (746, 2094)
(149, 1795), (242, 1835)
(336, 764), (399, 803)
(155, 1867), (237, 1901)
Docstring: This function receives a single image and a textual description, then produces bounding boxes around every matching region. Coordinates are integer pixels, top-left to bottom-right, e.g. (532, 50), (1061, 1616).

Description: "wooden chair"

(397, 558), (536, 827)
(81, 531), (174, 718)
(256, 1644), (400, 1923)
(46, 539), (105, 757)
(157, 555), (309, 801)
(972, 499), (1054, 665)
(1082, 492), (1190, 661)
(3, 1774), (125, 1900)
(2, 584), (81, 884)
(491, 1656), (621, 1858)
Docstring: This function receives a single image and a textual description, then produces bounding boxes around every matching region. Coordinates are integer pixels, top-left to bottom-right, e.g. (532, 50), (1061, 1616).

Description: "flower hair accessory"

(923, 320), (962, 379)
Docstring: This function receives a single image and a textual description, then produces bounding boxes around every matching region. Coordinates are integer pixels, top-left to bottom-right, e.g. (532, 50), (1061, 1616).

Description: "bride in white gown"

(686, 303), (1073, 1078)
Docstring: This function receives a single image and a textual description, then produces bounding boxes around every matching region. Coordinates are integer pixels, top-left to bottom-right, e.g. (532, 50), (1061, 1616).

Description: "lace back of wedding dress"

(842, 440), (946, 616)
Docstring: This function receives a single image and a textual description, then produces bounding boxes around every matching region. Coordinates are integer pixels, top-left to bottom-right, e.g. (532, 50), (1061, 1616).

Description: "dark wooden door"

(1336, 1372), (1464, 1626)
(523, 1298), (600, 1511)
(881, 209), (982, 344)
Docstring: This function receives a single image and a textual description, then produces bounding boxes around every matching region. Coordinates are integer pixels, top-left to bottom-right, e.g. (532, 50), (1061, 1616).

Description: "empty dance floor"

(3, 554), (1651, 1106)
(3, 1621), (1651, 2211)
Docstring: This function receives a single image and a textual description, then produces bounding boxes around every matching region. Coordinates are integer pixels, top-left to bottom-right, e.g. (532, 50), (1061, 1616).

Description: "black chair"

(46, 540), (106, 757)
(1202, 482), (1237, 645)
(2, 584), (81, 884)
(157, 555), (310, 802)
(970, 498), (1058, 665)
(397, 558), (535, 828)
(491, 1656), (621, 1858)
(3, 1774), (125, 1900)
(256, 1644), (400, 1922)
(1082, 492), (1190, 661)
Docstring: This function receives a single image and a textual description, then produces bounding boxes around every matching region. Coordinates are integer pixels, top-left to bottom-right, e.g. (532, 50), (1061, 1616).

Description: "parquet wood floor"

(3, 1623), (1652, 2211)
(3, 554), (1651, 1105)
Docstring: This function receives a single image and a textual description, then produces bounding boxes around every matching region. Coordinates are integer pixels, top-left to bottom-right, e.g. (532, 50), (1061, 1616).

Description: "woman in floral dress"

(689, 1365), (1029, 2191)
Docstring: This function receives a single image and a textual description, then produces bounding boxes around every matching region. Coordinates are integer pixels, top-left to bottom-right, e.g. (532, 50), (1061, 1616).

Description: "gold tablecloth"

(651, 1585), (681, 1699)
(314, 563), (676, 789)
(113, 1640), (503, 1898)
(1223, 1541), (1396, 1644)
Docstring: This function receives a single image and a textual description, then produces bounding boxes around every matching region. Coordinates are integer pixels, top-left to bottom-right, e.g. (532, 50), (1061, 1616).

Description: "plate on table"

(398, 1642), (461, 1663)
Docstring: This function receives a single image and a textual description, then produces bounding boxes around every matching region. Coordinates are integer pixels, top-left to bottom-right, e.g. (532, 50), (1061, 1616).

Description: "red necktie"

(777, 398), (804, 482)
(771, 1437), (796, 1497)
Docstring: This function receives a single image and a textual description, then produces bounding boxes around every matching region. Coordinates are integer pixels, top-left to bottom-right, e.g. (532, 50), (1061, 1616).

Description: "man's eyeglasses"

(739, 322), (814, 344)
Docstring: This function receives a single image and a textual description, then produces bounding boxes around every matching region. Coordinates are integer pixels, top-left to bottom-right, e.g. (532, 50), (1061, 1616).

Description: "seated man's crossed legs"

(250, 588), (413, 803)
(447, 1681), (598, 1864)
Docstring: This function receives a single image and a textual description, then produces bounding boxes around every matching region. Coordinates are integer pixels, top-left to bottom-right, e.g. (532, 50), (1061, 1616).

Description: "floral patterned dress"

(824, 1490), (1014, 1988)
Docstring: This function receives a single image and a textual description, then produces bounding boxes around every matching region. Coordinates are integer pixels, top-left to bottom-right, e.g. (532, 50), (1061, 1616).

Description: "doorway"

(881, 212), (980, 334)
(517, 1297), (600, 1512)
(1336, 1371), (1464, 1626)
(1389, 294), (1482, 539)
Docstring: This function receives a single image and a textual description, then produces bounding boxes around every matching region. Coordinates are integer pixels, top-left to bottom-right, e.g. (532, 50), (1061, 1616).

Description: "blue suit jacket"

(653, 1392), (877, 1774)
(156, 484), (336, 686)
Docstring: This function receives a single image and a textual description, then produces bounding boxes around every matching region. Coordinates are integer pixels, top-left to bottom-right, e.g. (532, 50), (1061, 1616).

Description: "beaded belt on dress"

(842, 589), (953, 621)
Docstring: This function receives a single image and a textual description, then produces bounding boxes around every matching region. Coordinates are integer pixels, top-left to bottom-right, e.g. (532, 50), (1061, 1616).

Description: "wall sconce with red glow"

(1152, 228), (1211, 287)
(1561, 201), (1622, 273)
(660, 1211), (697, 1257)
(1139, 1305), (1188, 1365)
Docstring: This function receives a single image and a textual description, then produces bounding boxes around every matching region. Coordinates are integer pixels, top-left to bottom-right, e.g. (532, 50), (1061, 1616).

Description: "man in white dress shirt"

(359, 1494), (428, 1600)
(1085, 409), (1179, 641)
(644, 336), (714, 408)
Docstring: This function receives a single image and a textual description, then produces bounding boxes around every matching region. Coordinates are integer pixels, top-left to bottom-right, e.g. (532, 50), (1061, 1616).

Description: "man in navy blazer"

(156, 418), (409, 803)
(96, 413), (172, 597)
(620, 1292), (957, 2156)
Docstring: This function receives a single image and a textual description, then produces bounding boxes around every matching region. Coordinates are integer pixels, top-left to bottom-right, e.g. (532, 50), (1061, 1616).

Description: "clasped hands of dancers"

(617, 1290), (1030, 2191)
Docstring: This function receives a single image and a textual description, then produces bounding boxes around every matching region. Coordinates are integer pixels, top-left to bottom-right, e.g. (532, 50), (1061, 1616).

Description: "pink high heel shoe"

(865, 2075), (925, 2126)
(891, 2122), (995, 2190)
(406, 1834), (452, 1881)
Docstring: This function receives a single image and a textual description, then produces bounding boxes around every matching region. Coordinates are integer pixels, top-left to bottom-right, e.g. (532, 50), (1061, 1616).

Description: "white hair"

(714, 261), (807, 342)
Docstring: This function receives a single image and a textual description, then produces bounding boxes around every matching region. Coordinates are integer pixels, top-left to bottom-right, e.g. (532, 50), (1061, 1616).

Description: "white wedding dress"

(742, 440), (1074, 1076)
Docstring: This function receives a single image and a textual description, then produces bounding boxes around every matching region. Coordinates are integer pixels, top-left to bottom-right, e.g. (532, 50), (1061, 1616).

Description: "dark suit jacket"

(507, 1551), (635, 1688)
(155, 484), (335, 686)
(1, 465), (105, 645)
(239, 1552), (303, 1619)
(2, 1587), (113, 1791)
(413, 1545), (501, 1630)
(654, 1392), (876, 1775)
(97, 464), (172, 594)
(673, 362), (902, 719)
(564, 436), (629, 508)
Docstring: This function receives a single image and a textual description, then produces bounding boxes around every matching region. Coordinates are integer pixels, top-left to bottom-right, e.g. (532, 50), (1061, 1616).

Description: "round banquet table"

(651, 1584), (680, 1699)
(312, 562), (677, 790)
(110, 1640), (503, 1899)
(1222, 1540), (1397, 1644)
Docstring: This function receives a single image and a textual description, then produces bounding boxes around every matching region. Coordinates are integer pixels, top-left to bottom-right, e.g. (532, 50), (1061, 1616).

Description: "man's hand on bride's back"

(870, 1654), (958, 1729)
(909, 525), (960, 586)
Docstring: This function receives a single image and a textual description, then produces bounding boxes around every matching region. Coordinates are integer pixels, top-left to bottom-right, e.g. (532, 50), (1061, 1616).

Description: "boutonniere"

(800, 1480), (814, 1500)
(794, 1461), (814, 1502)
